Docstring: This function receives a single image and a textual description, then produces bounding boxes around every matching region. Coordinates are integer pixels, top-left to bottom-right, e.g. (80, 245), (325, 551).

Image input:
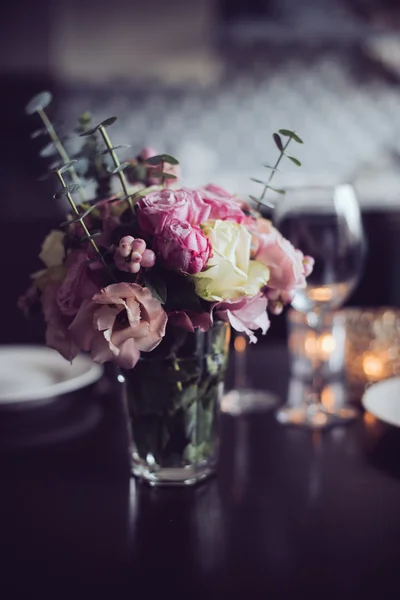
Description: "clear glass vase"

(120, 322), (230, 486)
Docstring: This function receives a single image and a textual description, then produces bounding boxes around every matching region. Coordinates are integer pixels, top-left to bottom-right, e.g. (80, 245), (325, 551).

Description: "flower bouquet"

(20, 93), (313, 485)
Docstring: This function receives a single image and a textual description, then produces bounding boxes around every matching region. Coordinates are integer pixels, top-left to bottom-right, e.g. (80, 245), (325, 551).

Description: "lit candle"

(362, 352), (386, 381)
(234, 334), (247, 390)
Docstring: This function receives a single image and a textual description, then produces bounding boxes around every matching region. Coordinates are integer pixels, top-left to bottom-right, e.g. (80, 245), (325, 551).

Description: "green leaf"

(143, 271), (167, 305)
(39, 143), (56, 158)
(263, 164), (280, 172)
(53, 183), (81, 199)
(97, 144), (131, 156)
(25, 91), (52, 115)
(111, 162), (131, 174)
(273, 133), (283, 151)
(287, 155), (301, 167)
(100, 117), (117, 128)
(145, 154), (179, 166)
(268, 186), (286, 195)
(160, 154), (179, 165)
(80, 231), (102, 243)
(279, 129), (303, 144)
(249, 195), (274, 208)
(60, 203), (98, 226)
(79, 126), (98, 137)
(30, 129), (46, 139)
(150, 171), (177, 180)
(58, 160), (78, 174)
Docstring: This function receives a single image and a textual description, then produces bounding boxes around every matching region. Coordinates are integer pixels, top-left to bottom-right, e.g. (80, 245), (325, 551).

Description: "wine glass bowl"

(274, 184), (365, 428)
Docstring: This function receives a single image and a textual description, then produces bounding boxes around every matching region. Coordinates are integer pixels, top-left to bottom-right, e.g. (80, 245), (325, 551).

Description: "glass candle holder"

(345, 308), (400, 393)
(287, 309), (346, 381)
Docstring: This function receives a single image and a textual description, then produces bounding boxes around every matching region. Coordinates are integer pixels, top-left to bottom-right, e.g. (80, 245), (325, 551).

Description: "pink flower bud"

(141, 249), (156, 268)
(119, 236), (135, 258)
(131, 238), (146, 254)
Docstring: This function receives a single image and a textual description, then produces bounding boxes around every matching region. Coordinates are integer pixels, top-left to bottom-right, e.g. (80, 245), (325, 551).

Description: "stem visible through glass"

(307, 308), (326, 413)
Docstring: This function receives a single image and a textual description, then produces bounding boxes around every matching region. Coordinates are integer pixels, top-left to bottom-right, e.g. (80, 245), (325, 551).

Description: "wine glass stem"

(309, 311), (325, 408)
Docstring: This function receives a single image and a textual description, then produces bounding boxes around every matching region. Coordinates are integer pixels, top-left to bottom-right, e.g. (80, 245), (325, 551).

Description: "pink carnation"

(250, 218), (311, 291)
(42, 283), (79, 362)
(137, 188), (211, 236)
(214, 294), (270, 343)
(153, 218), (211, 274)
(69, 283), (167, 369)
(56, 251), (100, 317)
(197, 184), (247, 223)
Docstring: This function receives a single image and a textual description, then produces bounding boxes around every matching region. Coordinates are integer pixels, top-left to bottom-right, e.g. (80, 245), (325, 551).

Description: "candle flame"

(234, 335), (247, 353)
(363, 353), (384, 380)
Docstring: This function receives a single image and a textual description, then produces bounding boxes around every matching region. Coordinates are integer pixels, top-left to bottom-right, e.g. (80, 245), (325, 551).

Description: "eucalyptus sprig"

(53, 161), (113, 277)
(250, 129), (303, 212)
(144, 154), (179, 188)
(26, 91), (87, 205)
(79, 117), (136, 217)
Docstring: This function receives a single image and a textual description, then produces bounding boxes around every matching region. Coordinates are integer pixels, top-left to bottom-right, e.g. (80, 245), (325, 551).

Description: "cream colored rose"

(192, 220), (270, 302)
(39, 230), (65, 268)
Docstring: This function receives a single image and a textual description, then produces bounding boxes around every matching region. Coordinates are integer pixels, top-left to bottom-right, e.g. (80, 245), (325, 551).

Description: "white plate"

(0, 345), (103, 406)
(362, 376), (400, 427)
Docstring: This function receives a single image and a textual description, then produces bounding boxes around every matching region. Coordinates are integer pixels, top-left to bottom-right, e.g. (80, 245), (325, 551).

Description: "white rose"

(192, 220), (269, 302)
(39, 230), (65, 268)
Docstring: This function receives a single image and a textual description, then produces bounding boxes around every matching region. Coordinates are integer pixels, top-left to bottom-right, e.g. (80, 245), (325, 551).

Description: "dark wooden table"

(1, 342), (400, 599)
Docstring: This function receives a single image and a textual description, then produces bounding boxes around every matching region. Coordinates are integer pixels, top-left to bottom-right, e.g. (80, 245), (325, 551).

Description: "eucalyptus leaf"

(30, 129), (46, 139)
(111, 162), (131, 174)
(160, 154), (179, 165)
(262, 164), (280, 172)
(145, 154), (179, 166)
(99, 116), (117, 128)
(143, 271), (167, 305)
(249, 195), (274, 208)
(250, 178), (268, 185)
(53, 183), (81, 199)
(97, 144), (131, 156)
(287, 155), (301, 166)
(79, 126), (99, 137)
(273, 133), (283, 151)
(25, 91), (52, 115)
(39, 143), (56, 158)
(150, 171), (177, 180)
(58, 160), (78, 174)
(279, 129), (303, 144)
(267, 186), (286, 195)
(80, 231), (102, 243)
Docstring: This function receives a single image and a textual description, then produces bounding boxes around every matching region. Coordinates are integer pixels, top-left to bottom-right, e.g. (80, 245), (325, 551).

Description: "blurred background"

(2, 0), (400, 341)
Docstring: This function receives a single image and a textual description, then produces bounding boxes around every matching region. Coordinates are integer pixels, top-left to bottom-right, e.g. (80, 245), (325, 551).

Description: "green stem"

(98, 125), (135, 216)
(55, 170), (113, 278)
(38, 108), (86, 205)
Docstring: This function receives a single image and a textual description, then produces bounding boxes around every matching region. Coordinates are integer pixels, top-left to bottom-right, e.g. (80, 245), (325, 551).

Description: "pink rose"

(42, 283), (79, 362)
(250, 218), (309, 291)
(153, 218), (211, 274)
(137, 189), (210, 236)
(197, 184), (246, 223)
(214, 294), (270, 343)
(69, 283), (168, 369)
(56, 251), (100, 318)
(167, 309), (212, 333)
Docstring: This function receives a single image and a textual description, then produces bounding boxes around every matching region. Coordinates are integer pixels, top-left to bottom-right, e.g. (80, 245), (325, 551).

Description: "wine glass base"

(276, 403), (358, 430)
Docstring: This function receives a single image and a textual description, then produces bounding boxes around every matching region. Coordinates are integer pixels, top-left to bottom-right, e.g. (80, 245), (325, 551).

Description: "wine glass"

(274, 184), (365, 429)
